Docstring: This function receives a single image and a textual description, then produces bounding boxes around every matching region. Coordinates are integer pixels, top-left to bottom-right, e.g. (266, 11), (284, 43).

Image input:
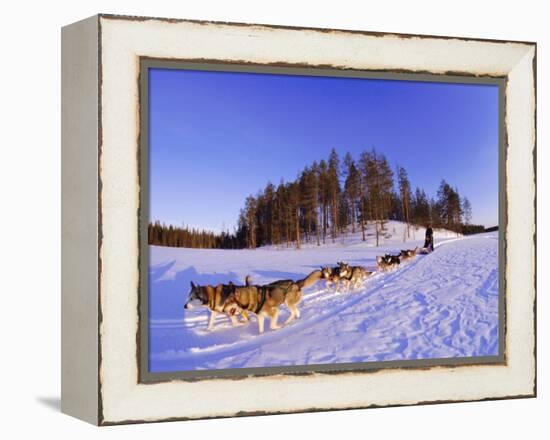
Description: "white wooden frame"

(61, 14), (536, 425)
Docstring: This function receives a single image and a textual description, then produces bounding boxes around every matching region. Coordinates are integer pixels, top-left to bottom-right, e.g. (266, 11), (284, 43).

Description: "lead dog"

(225, 270), (323, 334)
(184, 281), (249, 331)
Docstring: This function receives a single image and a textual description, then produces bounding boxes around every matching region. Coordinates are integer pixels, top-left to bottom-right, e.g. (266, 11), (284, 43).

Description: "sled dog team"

(185, 246), (422, 334)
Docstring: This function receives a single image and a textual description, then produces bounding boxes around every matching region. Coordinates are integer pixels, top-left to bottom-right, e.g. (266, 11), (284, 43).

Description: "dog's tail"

(297, 270), (323, 289)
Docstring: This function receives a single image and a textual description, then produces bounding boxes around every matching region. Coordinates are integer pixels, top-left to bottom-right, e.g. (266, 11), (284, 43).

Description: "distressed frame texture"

(61, 14), (536, 425)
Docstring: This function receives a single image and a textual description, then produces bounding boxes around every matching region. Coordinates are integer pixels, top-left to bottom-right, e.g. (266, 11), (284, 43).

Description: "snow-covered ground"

(148, 221), (499, 372)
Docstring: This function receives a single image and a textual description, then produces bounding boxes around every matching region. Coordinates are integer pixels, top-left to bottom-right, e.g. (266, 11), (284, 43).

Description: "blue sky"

(149, 68), (499, 231)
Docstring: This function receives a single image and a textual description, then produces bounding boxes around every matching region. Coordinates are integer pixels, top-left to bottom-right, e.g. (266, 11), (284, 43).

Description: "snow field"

(148, 222), (499, 372)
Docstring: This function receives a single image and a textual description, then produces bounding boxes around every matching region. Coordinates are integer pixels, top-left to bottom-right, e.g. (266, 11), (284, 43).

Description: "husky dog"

(321, 263), (351, 292)
(399, 247), (419, 262)
(376, 254), (401, 271)
(184, 281), (249, 331)
(337, 262), (373, 289)
(320, 266), (335, 287)
(228, 270), (322, 334)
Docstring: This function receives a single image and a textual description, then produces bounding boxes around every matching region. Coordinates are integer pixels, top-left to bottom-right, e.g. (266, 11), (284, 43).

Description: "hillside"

(261, 220), (460, 250)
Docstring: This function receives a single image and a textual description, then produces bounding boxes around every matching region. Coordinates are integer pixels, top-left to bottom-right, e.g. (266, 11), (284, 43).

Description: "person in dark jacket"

(424, 223), (434, 252)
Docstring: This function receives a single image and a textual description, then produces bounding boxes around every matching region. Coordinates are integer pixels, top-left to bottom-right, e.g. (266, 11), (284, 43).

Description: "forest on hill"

(148, 148), (485, 249)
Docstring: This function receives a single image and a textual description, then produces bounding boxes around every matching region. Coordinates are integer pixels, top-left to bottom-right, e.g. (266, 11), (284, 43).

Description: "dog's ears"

(190, 281), (196, 289)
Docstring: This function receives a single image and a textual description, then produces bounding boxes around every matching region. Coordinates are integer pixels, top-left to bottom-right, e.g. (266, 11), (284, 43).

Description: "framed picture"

(61, 14), (536, 425)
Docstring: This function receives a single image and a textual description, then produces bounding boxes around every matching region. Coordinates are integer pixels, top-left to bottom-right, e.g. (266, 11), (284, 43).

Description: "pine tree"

(397, 165), (412, 240)
(358, 151), (372, 242)
(299, 167), (314, 243)
(412, 187), (431, 226)
(359, 150), (394, 246)
(310, 161), (321, 246)
(343, 153), (361, 234)
(377, 154), (394, 229)
(275, 181), (289, 247)
(264, 182), (275, 244)
(244, 195), (257, 248)
(462, 197), (472, 225)
(288, 181), (301, 249)
(328, 149), (341, 242)
(436, 180), (463, 233)
(318, 160), (329, 244)
(437, 180), (452, 227)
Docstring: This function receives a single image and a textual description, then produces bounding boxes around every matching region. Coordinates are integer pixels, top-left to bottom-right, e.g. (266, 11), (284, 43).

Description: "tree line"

(148, 221), (244, 249)
(149, 148), (486, 249)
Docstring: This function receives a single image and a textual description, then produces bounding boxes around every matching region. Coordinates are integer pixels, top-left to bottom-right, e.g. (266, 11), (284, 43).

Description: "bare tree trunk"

(361, 199), (366, 241)
(332, 192), (338, 243)
(351, 200), (356, 234)
(406, 197), (410, 238)
(323, 204), (327, 244)
(316, 209), (321, 246)
(375, 205), (381, 247)
(401, 192), (409, 243)
(286, 214), (290, 248)
(295, 208), (301, 249)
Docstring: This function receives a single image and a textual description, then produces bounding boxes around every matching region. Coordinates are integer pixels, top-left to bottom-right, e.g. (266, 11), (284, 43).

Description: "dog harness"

(253, 281), (293, 314)
(232, 281), (294, 314)
(340, 271), (353, 281)
(255, 286), (268, 314)
(207, 287), (216, 310)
